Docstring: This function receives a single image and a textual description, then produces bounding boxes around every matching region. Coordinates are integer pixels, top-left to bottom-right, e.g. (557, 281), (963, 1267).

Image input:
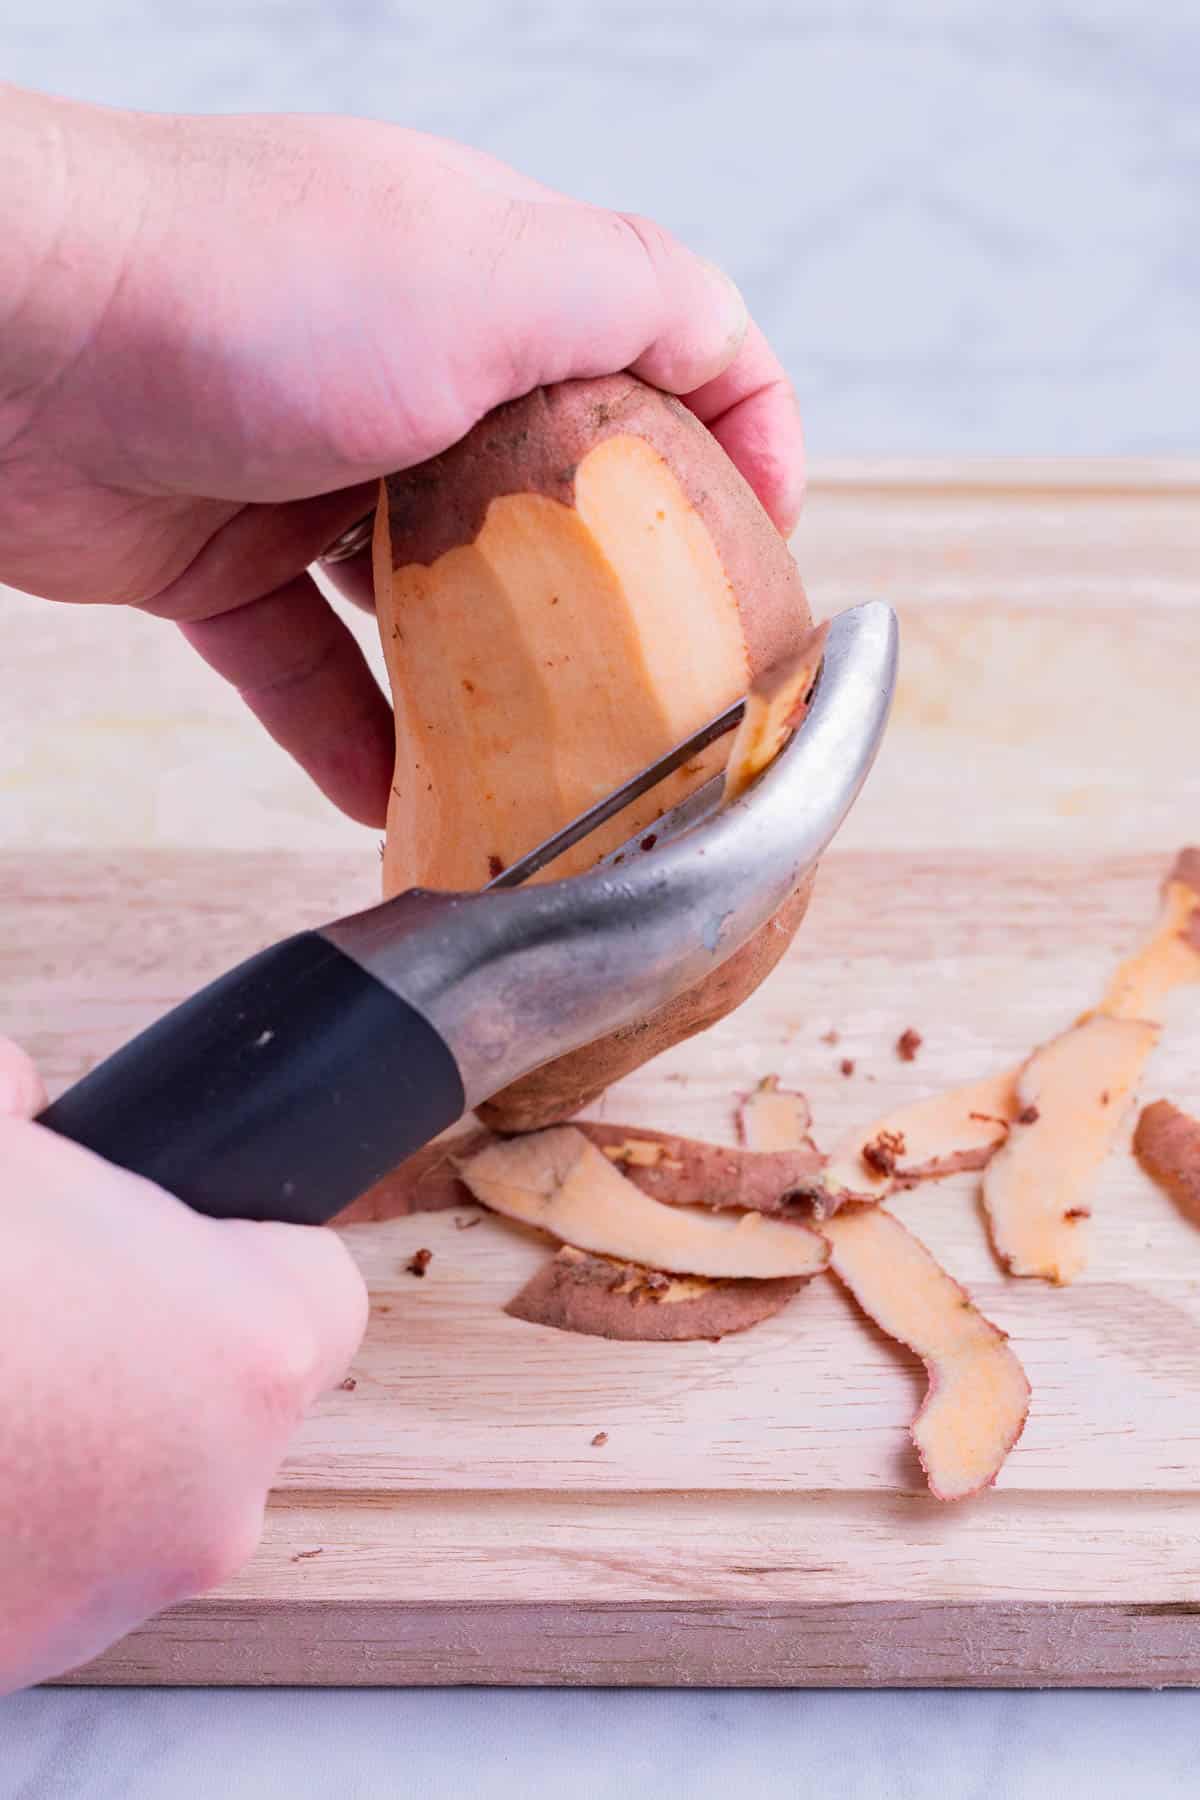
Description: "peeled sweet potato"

(374, 374), (814, 1129)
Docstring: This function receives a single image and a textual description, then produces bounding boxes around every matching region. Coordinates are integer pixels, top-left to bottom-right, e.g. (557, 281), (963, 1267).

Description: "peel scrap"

(819, 1069), (1021, 1203)
(578, 1121), (827, 1216)
(735, 1070), (1029, 1500)
(506, 1246), (807, 1342)
(1098, 851), (1200, 1023)
(821, 1206), (1030, 1501)
(981, 1014), (1159, 1284)
(976, 850), (1200, 1283)
(735, 1075), (816, 1153)
(1134, 1099), (1200, 1227)
(455, 1126), (830, 1280)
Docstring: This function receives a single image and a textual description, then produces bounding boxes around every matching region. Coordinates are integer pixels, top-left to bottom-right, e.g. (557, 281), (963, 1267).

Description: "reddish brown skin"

(861, 1130), (905, 1178)
(337, 1114), (830, 1227)
(382, 375), (816, 1131)
(575, 1119), (828, 1216)
(1134, 1099), (1200, 1223)
(1166, 848), (1200, 951)
(505, 1249), (810, 1342)
(891, 1145), (1004, 1187)
(383, 374), (809, 679)
(1169, 848), (1200, 895)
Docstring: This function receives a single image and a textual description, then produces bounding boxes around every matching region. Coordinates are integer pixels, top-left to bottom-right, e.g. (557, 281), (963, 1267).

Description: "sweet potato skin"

(579, 1116), (827, 1215)
(1135, 1099), (1200, 1223)
(337, 1107), (827, 1227)
(380, 374), (814, 1130)
(382, 374), (808, 677)
(506, 1247), (809, 1342)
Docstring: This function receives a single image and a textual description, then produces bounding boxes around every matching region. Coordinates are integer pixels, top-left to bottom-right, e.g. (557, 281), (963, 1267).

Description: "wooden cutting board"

(4, 462), (1200, 1686)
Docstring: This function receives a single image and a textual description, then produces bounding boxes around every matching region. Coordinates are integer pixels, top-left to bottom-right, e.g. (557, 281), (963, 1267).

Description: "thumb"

(220, 1218), (369, 1402)
(482, 199), (750, 403)
(0, 1038), (47, 1119)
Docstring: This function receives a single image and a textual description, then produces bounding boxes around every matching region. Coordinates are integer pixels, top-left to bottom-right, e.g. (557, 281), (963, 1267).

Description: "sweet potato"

(373, 374), (814, 1129)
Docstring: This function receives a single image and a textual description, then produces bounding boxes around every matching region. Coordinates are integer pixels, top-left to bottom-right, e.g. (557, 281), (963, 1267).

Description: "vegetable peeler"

(37, 602), (897, 1226)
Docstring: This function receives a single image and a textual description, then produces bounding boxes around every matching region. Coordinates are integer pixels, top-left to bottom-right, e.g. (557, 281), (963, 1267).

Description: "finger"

(221, 1219), (369, 1402)
(0, 1038), (47, 1119)
(179, 573), (394, 827)
(410, 129), (567, 205)
(476, 202), (750, 407)
(681, 322), (806, 536)
(144, 485), (380, 626)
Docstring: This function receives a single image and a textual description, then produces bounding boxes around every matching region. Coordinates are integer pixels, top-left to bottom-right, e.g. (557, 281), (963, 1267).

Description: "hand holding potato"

(0, 83), (804, 826)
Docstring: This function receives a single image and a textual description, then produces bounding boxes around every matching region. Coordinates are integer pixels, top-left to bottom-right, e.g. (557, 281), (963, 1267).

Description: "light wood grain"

(6, 847), (1200, 1685)
(5, 461), (1200, 1686)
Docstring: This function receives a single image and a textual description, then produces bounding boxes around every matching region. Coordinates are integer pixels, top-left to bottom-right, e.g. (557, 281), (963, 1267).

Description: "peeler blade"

(484, 696), (745, 891)
(325, 600), (897, 1107)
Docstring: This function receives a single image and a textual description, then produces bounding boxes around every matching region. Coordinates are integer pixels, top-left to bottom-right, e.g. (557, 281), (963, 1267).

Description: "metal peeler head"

(325, 601), (898, 1108)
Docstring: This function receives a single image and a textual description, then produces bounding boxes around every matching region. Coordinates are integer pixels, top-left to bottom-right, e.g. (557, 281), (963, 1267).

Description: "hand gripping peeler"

(37, 602), (897, 1225)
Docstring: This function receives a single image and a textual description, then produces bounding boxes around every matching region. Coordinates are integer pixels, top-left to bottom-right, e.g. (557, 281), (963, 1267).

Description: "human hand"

(0, 1038), (367, 1692)
(0, 85), (804, 826)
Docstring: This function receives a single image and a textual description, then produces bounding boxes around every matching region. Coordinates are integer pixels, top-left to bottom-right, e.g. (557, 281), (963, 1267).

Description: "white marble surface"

(4, 1), (1200, 1792)
(3, 1686), (1200, 1799)
(2, 0), (1197, 456)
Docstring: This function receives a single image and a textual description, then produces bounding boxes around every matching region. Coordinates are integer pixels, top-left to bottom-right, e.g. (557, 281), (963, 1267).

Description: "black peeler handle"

(36, 932), (466, 1225)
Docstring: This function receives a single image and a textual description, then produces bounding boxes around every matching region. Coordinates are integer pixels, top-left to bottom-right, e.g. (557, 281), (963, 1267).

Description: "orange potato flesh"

(376, 435), (750, 892)
(820, 1206), (1030, 1502)
(981, 1014), (1159, 1284)
(820, 1068), (1021, 1202)
(600, 1137), (685, 1170)
(1097, 875), (1200, 1023)
(455, 1127), (829, 1280)
(735, 1075), (815, 1153)
(723, 624), (829, 805)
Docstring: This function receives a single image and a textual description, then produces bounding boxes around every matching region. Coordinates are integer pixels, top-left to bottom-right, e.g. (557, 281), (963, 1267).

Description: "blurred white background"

(3, 0), (1197, 455)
